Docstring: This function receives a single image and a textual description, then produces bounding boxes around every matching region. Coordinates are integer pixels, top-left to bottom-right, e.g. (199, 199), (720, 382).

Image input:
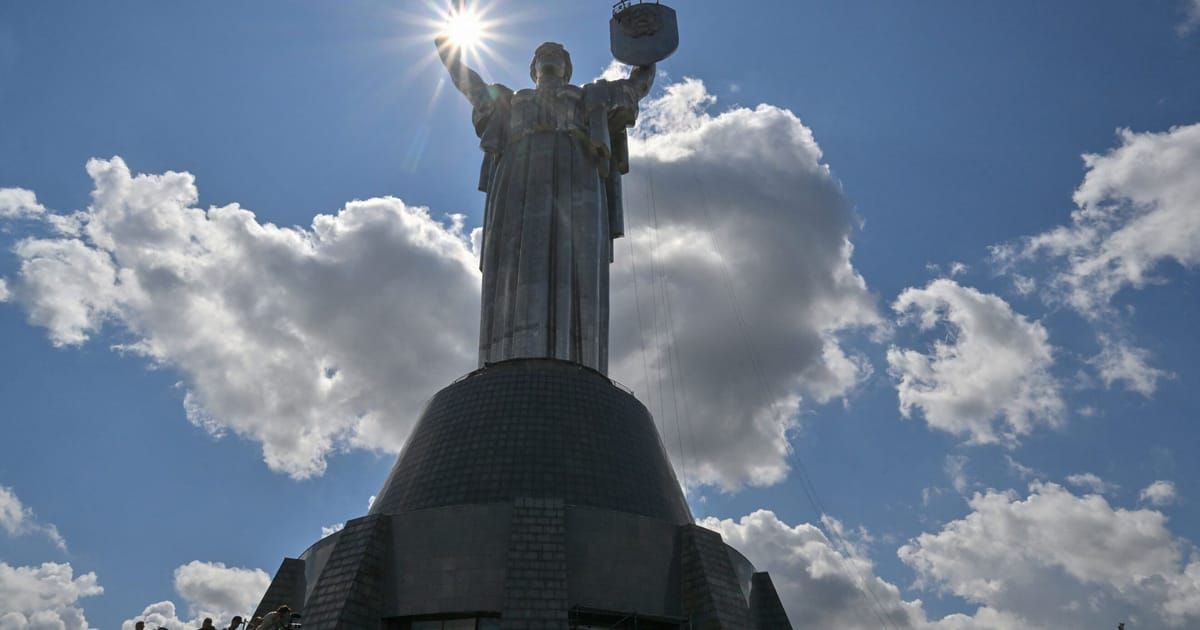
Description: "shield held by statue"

(609, 2), (679, 66)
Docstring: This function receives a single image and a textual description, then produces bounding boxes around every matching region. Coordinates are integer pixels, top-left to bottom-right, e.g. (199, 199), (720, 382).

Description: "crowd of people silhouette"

(132, 605), (293, 630)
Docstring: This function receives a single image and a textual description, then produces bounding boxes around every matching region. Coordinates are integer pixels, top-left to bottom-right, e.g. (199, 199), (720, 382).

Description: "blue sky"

(2, 1), (1200, 628)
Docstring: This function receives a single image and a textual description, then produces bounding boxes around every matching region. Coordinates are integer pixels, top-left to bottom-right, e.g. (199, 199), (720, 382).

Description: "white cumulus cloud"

(699, 510), (930, 629)
(0, 561), (102, 630)
(0, 484), (66, 551)
(0, 188), (45, 219)
(1141, 480), (1178, 507)
(886, 279), (1063, 445)
(612, 77), (882, 489)
(596, 59), (631, 82)
(697, 509), (1054, 629)
(991, 124), (1200, 398)
(899, 482), (1200, 628)
(3, 157), (481, 479)
(0, 76), (880, 491)
(123, 561), (269, 630)
(1016, 124), (1200, 317)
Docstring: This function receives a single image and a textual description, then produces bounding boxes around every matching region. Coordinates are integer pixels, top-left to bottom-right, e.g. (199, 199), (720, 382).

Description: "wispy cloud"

(945, 455), (971, 494)
(1140, 480), (1178, 507)
(0, 484), (67, 551)
(1065, 472), (1120, 496)
(1090, 336), (1174, 397)
(1179, 0), (1200, 35)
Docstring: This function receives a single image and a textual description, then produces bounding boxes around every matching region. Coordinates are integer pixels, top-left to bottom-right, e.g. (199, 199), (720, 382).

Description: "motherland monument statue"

(434, 31), (655, 374)
(249, 4), (792, 627)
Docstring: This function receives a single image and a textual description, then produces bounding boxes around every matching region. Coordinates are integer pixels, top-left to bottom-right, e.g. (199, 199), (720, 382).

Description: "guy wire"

(645, 160), (691, 491)
(679, 165), (900, 630)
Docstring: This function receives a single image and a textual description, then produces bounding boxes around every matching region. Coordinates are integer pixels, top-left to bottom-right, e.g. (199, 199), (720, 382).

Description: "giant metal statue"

(249, 7), (794, 627)
(435, 2), (677, 375)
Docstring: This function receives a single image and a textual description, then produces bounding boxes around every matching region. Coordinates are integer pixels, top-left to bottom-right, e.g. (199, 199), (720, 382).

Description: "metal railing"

(612, 0), (661, 15)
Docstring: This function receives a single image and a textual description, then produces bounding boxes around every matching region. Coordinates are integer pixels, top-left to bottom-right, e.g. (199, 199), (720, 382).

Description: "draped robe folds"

(470, 79), (641, 374)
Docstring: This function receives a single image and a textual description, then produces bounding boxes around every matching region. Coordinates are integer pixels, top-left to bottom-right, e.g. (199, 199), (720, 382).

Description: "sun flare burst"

(433, 1), (499, 57)
(444, 7), (486, 49)
(383, 0), (521, 86)
(379, 0), (520, 171)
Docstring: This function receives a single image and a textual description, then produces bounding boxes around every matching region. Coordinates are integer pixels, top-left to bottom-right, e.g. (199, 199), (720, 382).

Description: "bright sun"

(400, 0), (504, 80)
(443, 6), (487, 50)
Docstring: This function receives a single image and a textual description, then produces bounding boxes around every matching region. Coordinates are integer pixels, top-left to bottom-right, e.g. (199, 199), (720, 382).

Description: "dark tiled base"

(253, 360), (793, 628)
(370, 359), (692, 525)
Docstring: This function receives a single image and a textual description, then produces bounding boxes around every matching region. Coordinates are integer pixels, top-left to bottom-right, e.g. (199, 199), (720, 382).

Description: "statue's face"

(533, 49), (568, 83)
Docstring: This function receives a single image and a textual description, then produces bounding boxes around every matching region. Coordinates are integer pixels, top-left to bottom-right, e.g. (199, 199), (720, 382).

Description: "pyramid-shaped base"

(254, 360), (793, 629)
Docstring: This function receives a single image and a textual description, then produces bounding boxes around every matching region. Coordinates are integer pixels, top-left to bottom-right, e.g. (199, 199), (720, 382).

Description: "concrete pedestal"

(254, 359), (792, 629)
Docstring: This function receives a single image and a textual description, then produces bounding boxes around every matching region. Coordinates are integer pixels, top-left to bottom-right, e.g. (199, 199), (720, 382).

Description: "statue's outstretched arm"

(435, 36), (488, 101)
(626, 63), (656, 99)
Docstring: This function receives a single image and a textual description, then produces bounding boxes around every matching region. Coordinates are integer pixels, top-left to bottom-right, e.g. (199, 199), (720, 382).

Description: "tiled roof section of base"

(301, 514), (390, 630)
(749, 572), (793, 630)
(680, 525), (753, 629)
(370, 359), (692, 524)
(253, 558), (306, 621)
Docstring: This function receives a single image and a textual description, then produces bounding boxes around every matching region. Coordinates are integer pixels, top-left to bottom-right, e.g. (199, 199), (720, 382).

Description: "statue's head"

(530, 42), (572, 84)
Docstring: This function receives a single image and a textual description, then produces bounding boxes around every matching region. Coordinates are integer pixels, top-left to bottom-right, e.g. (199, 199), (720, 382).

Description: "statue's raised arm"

(623, 63), (656, 100)
(432, 35), (513, 199)
(434, 35), (488, 103)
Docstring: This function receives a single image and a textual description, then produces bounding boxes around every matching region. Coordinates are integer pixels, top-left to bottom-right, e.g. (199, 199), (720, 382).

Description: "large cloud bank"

(900, 481), (1200, 628)
(611, 78), (881, 488)
(0, 77), (879, 489)
(2, 159), (481, 479)
(122, 561), (269, 630)
(707, 479), (1200, 629)
(0, 562), (102, 630)
(701, 509), (1034, 629)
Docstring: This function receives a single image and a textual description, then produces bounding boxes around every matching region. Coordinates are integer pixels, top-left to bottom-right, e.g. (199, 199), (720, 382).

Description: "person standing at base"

(255, 605), (291, 630)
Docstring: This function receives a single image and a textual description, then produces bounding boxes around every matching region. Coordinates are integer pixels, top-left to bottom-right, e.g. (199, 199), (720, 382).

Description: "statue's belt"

(507, 125), (592, 147)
